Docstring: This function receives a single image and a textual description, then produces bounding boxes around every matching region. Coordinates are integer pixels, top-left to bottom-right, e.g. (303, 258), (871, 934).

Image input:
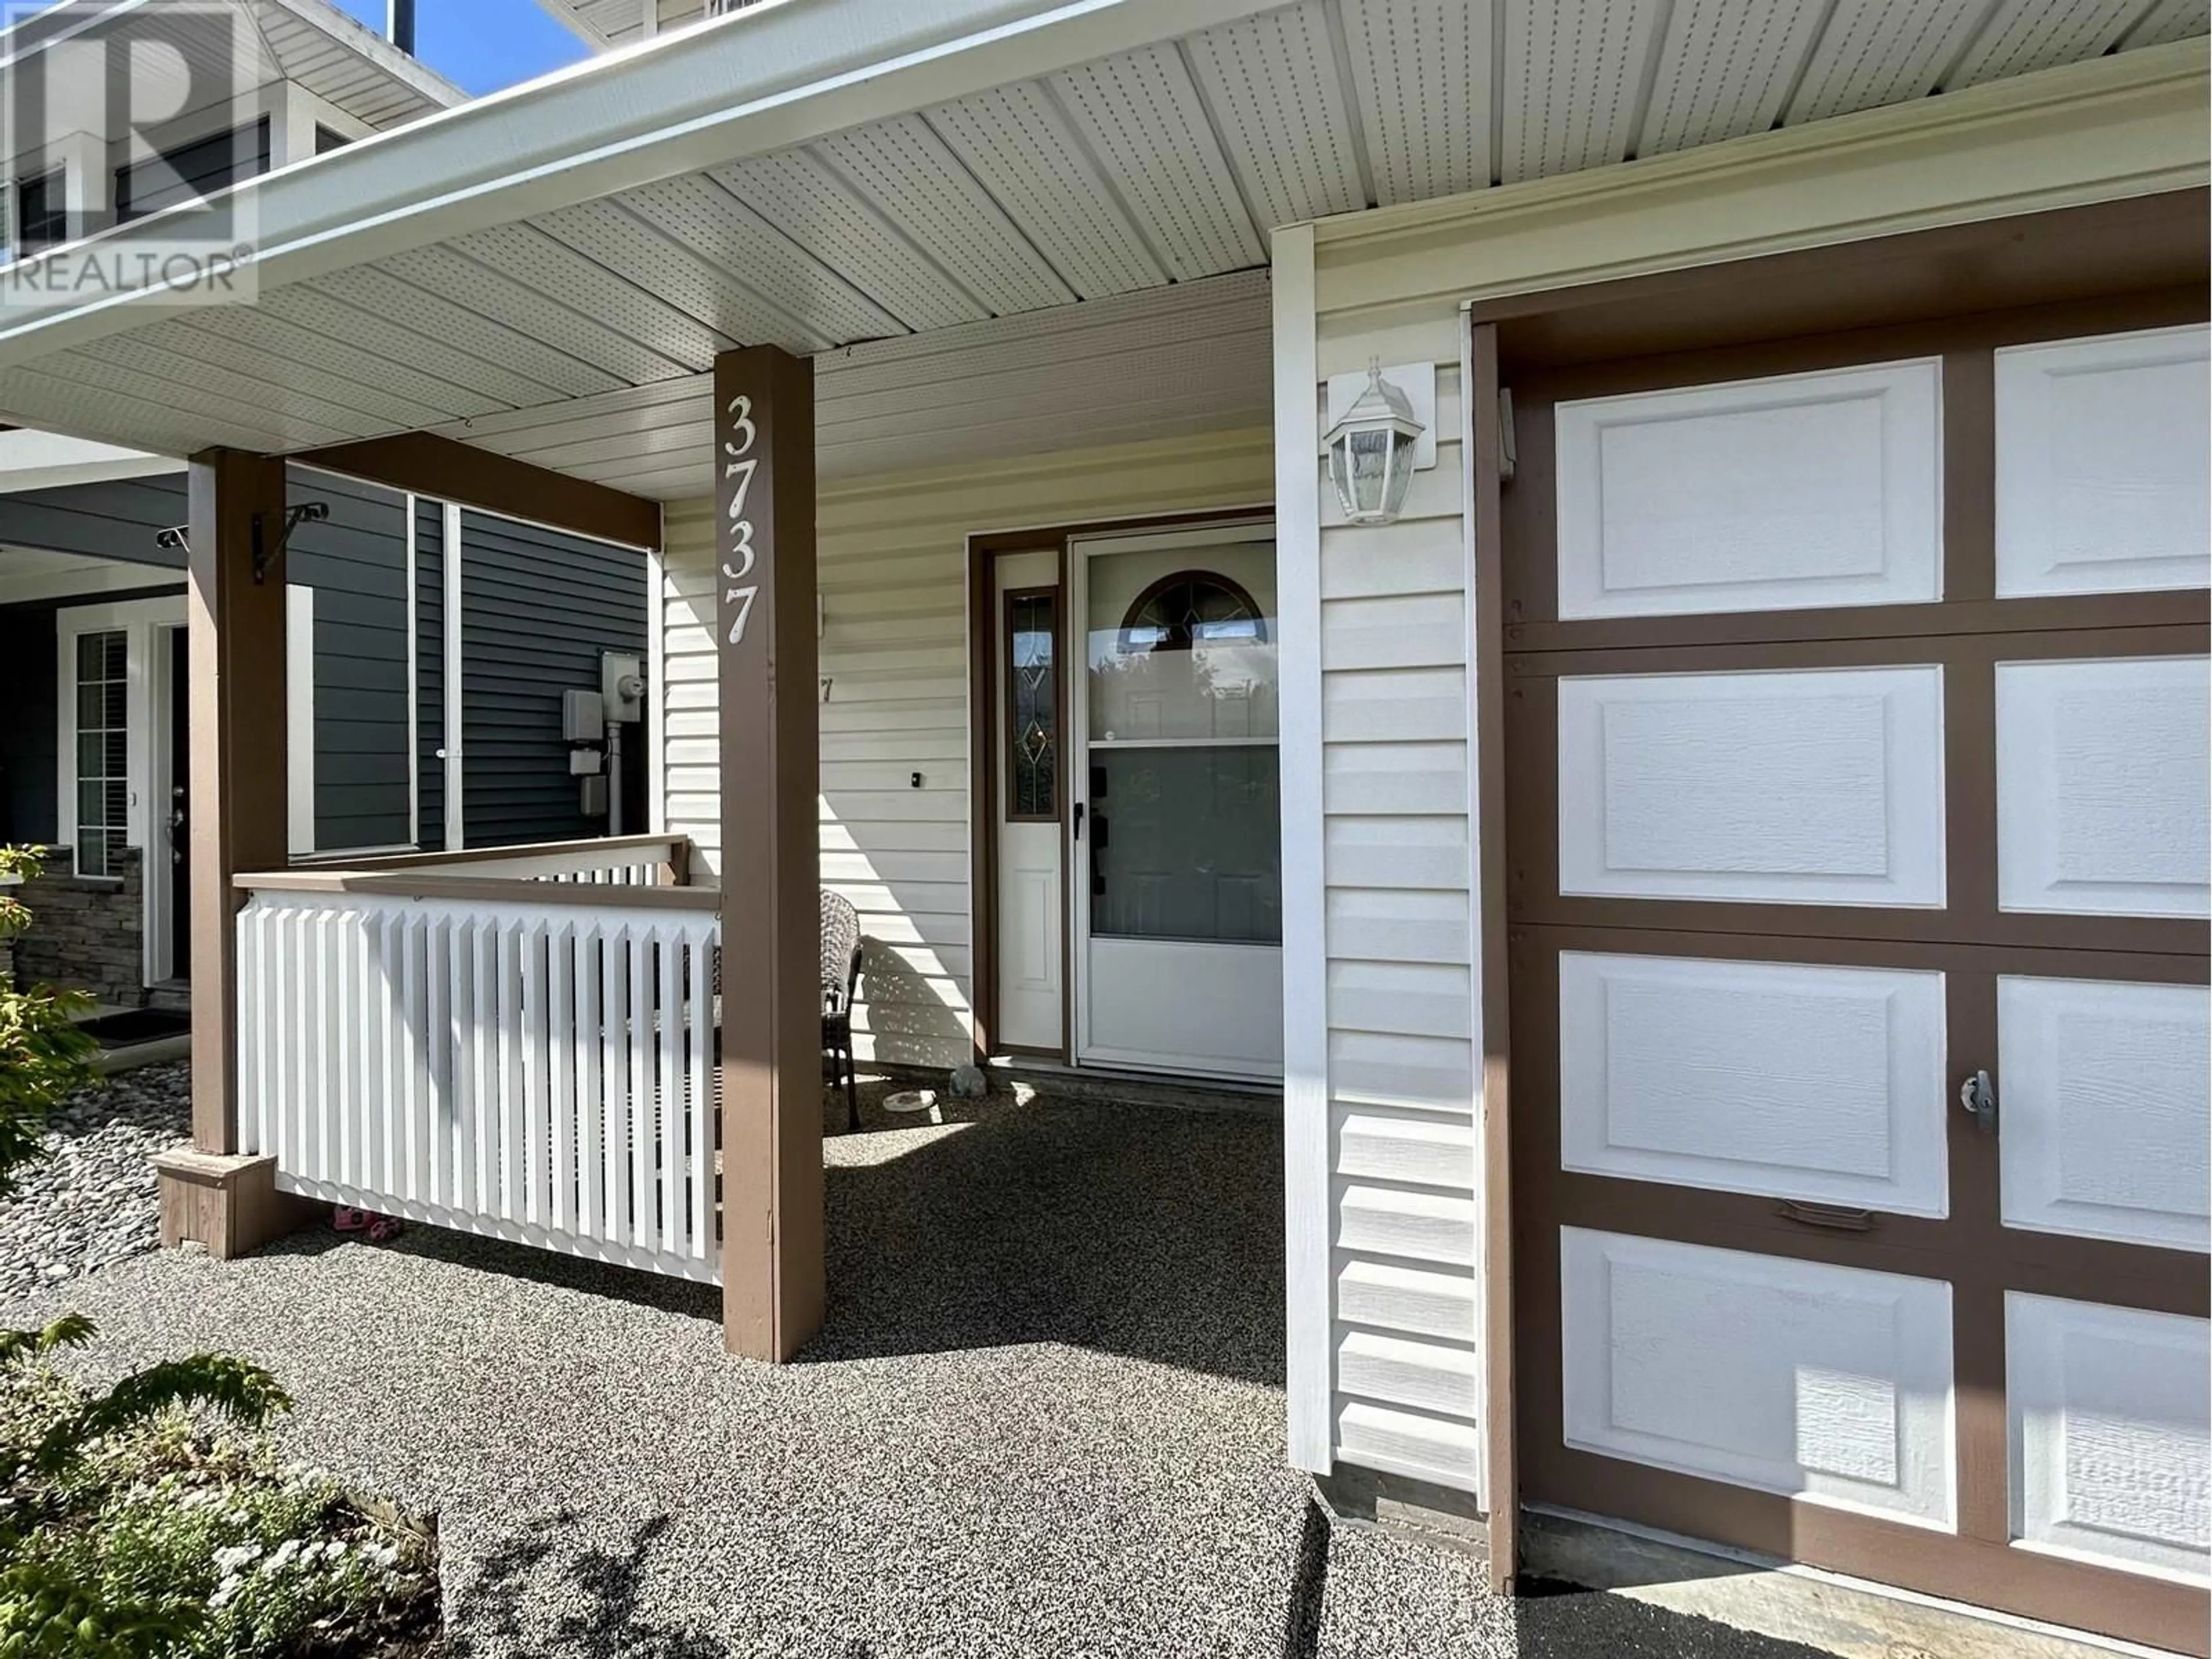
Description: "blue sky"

(327, 1), (589, 97)
(17, 0), (589, 99)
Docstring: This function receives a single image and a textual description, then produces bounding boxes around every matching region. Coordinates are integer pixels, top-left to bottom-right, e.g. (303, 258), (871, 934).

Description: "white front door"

(1069, 521), (1283, 1080)
(55, 596), (183, 988)
(993, 550), (1064, 1052)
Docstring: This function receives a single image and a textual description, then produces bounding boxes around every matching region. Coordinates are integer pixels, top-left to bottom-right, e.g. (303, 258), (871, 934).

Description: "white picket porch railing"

(234, 840), (721, 1285)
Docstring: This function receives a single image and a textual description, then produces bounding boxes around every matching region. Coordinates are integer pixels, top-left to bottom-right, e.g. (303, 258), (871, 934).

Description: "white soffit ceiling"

(0, 0), (2201, 472)
(547, 0), (704, 48)
(249, 0), (467, 128)
(431, 268), (1274, 497)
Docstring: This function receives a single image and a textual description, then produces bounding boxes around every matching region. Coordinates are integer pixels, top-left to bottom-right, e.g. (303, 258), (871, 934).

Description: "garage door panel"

(1998, 975), (2211, 1252)
(2009, 1293), (2211, 1584)
(1555, 358), (1943, 619)
(1996, 326), (2212, 599)
(1561, 1227), (1956, 1527)
(1559, 950), (1949, 1215)
(1557, 665), (1946, 907)
(1997, 656), (2210, 919)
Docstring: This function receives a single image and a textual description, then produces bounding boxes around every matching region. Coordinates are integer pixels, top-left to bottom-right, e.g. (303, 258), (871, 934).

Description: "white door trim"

(404, 494), (420, 847)
(1274, 217), (1330, 1472)
(442, 500), (465, 850)
(287, 584), (316, 857)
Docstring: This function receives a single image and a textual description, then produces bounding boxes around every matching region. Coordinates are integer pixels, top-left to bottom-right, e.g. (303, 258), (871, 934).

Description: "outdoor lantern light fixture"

(1324, 358), (1427, 525)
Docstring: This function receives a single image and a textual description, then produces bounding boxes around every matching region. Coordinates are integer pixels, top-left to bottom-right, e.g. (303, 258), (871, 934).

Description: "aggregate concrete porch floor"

(2, 1080), (1836, 1659)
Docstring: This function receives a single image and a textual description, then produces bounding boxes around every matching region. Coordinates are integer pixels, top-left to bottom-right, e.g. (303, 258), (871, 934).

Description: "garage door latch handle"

(1777, 1200), (1874, 1232)
(1959, 1069), (1997, 1134)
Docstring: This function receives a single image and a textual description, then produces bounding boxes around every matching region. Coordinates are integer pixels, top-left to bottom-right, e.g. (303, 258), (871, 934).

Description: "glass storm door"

(1069, 521), (1283, 1080)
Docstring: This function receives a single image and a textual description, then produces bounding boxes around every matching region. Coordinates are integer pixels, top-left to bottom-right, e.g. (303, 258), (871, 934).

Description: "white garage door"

(1501, 310), (2210, 1652)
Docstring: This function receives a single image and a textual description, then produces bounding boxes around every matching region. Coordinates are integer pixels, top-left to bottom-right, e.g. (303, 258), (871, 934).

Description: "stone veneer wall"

(12, 846), (144, 1005)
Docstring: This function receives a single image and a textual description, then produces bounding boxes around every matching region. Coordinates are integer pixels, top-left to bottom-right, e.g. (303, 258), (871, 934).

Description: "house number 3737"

(721, 393), (759, 647)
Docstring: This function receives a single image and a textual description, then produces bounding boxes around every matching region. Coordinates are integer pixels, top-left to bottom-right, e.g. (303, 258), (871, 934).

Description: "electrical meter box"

(601, 653), (645, 724)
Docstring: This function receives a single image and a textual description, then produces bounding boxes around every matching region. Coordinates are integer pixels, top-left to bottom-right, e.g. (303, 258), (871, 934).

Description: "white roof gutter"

(0, 0), (1287, 366)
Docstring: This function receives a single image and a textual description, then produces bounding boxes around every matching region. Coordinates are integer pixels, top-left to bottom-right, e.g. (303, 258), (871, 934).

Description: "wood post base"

(152, 1149), (316, 1261)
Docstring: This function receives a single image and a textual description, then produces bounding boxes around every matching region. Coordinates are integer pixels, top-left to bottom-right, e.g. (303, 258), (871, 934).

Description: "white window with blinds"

(71, 630), (128, 878)
(54, 597), (185, 888)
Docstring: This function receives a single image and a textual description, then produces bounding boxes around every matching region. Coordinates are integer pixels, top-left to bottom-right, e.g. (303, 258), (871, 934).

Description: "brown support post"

(714, 346), (824, 1361)
(187, 449), (287, 1149)
(156, 449), (311, 1256)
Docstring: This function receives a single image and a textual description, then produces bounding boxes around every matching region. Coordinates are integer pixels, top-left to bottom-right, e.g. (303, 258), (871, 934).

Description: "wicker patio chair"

(821, 889), (863, 1133)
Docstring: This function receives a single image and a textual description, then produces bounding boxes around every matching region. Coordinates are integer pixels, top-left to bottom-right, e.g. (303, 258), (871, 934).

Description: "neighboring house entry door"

(166, 627), (189, 979)
(1067, 521), (1283, 1080)
(1499, 306), (2209, 1649)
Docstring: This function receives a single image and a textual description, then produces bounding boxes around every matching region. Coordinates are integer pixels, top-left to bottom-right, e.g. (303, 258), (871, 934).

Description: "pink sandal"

(332, 1206), (402, 1243)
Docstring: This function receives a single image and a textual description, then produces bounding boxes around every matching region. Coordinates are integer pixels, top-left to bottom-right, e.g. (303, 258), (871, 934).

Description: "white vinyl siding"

(658, 428), (1272, 1073)
(1305, 335), (1483, 1493)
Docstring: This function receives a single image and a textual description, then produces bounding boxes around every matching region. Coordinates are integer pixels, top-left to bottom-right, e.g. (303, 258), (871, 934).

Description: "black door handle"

(1073, 802), (1084, 840)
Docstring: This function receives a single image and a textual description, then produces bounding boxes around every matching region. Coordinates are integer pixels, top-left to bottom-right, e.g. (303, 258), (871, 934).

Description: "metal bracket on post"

(249, 502), (329, 584)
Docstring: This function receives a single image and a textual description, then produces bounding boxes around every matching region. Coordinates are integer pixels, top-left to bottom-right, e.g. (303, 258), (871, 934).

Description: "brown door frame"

(964, 504), (1274, 1065)
(1479, 196), (2210, 1653)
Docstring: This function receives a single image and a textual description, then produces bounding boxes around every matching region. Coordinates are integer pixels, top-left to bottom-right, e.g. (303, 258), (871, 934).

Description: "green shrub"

(0, 846), (100, 1203)
(0, 1320), (436, 1658)
(0, 849), (437, 1656)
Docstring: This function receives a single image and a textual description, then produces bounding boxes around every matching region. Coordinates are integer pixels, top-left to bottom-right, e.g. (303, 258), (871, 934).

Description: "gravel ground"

(0, 1059), (187, 1300)
(0, 1078), (1833, 1658)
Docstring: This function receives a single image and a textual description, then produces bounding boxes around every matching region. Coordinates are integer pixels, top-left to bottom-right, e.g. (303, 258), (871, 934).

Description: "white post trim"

(1459, 309), (1489, 1510)
(1272, 219), (1332, 1474)
(286, 584), (316, 857)
(404, 494), (420, 849)
(646, 546), (667, 836)
(442, 501), (464, 850)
